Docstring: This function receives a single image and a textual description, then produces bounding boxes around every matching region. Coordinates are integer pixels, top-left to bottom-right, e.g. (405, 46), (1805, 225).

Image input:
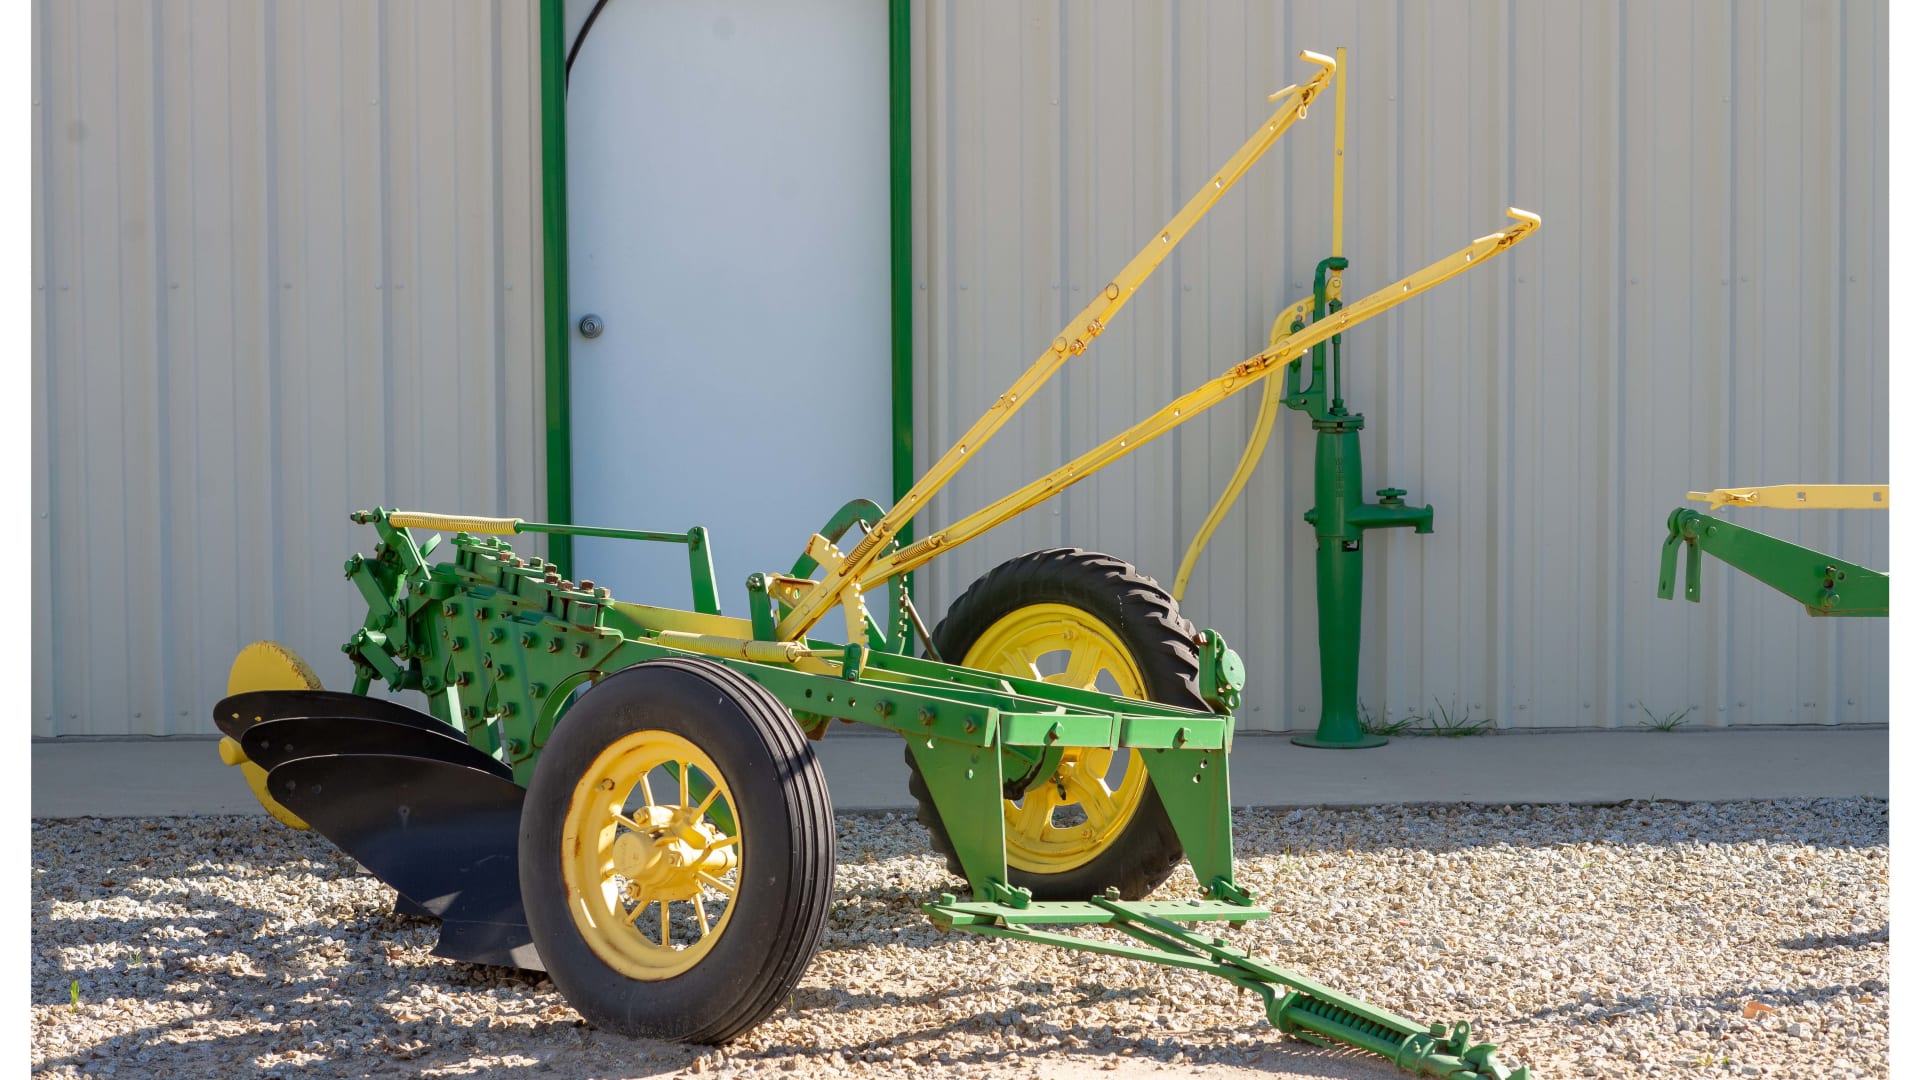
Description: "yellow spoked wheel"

(520, 658), (835, 1044)
(907, 548), (1206, 901)
(962, 603), (1153, 874)
(562, 730), (742, 980)
(219, 641), (323, 830)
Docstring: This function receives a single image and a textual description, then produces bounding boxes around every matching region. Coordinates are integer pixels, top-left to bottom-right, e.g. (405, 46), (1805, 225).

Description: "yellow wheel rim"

(221, 641), (323, 830)
(562, 730), (742, 980)
(963, 604), (1151, 874)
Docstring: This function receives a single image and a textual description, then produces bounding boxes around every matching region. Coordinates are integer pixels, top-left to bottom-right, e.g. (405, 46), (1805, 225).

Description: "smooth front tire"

(519, 658), (834, 1043)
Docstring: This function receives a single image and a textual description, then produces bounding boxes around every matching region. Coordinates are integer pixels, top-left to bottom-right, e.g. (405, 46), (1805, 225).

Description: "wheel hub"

(612, 807), (738, 904)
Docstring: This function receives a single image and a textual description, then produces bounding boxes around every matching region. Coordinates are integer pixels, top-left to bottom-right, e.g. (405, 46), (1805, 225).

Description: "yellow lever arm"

(776, 51), (1341, 642)
(1686, 485), (1889, 511)
(859, 209), (1543, 589)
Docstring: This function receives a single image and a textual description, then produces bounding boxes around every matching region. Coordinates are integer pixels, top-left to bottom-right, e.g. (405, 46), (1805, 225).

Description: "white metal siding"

(33, 0), (547, 735)
(908, 0), (1889, 731)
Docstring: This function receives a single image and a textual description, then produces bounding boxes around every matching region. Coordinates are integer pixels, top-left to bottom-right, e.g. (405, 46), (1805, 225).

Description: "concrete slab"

(32, 727), (1887, 819)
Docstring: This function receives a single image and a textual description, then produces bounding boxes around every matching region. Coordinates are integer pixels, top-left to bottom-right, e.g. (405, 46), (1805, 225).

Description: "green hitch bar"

(1659, 508), (1888, 617)
(926, 894), (1527, 1080)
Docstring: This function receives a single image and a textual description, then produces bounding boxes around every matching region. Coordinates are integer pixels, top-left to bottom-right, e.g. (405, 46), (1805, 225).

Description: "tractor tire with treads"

(906, 548), (1207, 901)
(519, 658), (834, 1043)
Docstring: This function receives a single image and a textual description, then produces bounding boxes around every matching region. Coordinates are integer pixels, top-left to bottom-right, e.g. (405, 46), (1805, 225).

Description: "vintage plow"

(217, 51), (1539, 1077)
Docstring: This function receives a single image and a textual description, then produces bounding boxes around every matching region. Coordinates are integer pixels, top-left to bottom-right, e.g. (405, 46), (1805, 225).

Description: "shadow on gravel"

(1516, 977), (1888, 1029)
(1224, 799), (1888, 859)
(1779, 925), (1888, 950)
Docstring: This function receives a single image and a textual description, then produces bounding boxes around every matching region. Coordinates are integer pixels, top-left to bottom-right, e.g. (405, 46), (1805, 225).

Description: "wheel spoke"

(657, 900), (669, 947)
(703, 833), (741, 853)
(692, 893), (709, 936)
(1065, 770), (1120, 831)
(638, 773), (656, 809)
(610, 808), (647, 834)
(1002, 646), (1042, 681)
(696, 870), (736, 896)
(692, 783), (722, 819)
(678, 762), (690, 807)
(1063, 646), (1101, 690)
(1012, 787), (1054, 841)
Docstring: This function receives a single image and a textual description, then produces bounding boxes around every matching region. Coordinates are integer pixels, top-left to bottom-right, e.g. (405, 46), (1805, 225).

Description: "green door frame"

(537, 0), (914, 584)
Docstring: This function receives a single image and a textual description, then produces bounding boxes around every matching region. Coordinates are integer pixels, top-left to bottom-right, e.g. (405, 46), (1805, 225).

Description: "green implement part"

(928, 893), (1529, 1080)
(218, 48), (1537, 1077)
(1659, 507), (1889, 617)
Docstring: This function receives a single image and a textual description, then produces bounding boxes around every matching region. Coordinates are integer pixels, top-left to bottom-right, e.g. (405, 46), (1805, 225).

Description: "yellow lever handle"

(386, 512), (524, 535)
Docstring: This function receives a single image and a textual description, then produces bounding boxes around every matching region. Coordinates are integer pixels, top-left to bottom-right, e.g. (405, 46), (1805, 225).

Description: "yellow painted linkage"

(1173, 46), (1346, 602)
(857, 210), (1542, 589)
(775, 50), (1342, 642)
(1687, 485), (1890, 511)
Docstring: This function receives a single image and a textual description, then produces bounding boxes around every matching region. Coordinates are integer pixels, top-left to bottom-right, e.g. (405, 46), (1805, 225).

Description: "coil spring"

(1289, 994), (1411, 1046)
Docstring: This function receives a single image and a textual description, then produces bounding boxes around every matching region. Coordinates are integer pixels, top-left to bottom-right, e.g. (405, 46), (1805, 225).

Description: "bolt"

(519, 633), (535, 647)
(574, 643), (590, 659)
(546, 639), (562, 653)
(442, 603), (457, 617)
(919, 707), (937, 727)
(580, 579), (595, 590)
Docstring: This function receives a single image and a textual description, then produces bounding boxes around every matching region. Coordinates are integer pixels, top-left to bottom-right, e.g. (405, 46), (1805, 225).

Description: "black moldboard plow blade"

(268, 753), (542, 971)
(241, 715), (513, 780)
(212, 689), (445, 742)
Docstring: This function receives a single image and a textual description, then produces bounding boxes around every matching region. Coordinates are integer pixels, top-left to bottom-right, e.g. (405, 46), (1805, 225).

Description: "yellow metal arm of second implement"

(1687, 485), (1890, 511)
(775, 50), (1341, 642)
(857, 209), (1543, 590)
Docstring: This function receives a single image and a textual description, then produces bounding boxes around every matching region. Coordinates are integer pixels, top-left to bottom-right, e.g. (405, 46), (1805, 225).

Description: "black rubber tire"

(906, 548), (1205, 901)
(519, 658), (834, 1044)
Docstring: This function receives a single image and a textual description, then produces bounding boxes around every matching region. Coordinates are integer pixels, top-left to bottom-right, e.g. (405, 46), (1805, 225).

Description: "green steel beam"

(540, 2), (912, 586)
(1659, 508), (1889, 617)
(889, 0), (915, 621)
(538, 0), (573, 578)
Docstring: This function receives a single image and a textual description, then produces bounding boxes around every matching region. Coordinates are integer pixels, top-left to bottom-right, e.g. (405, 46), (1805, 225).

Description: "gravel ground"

(31, 799), (1886, 1079)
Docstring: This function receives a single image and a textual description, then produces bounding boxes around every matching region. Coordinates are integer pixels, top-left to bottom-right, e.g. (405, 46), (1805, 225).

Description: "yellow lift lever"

(1686, 485), (1890, 511)
(775, 50), (1342, 642)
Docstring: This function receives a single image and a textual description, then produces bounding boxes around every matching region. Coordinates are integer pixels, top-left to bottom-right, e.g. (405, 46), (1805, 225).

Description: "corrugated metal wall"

(32, 0), (547, 736)
(908, 0), (1889, 731)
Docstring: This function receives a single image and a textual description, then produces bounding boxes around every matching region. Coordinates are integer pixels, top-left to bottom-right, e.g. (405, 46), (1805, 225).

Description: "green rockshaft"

(335, 507), (1527, 1079)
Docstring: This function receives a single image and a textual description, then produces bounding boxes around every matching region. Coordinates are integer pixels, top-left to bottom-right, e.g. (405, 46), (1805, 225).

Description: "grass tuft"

(1637, 703), (1697, 732)
(1358, 697), (1494, 737)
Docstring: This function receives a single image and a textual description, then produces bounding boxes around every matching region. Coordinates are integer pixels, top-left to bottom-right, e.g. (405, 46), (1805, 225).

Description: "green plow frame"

(275, 46), (1542, 1078)
(334, 506), (1528, 1079)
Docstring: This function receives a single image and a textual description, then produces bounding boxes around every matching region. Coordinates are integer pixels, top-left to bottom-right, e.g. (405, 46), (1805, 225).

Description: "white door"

(565, 0), (892, 627)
